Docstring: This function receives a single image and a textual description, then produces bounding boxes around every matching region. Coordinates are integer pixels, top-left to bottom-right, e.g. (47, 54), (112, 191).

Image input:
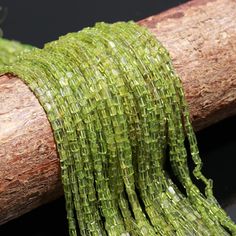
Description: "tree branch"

(1, 0), (236, 225)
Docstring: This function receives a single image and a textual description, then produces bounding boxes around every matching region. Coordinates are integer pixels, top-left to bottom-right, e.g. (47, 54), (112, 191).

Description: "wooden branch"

(1, 0), (236, 225)
(139, 0), (236, 130)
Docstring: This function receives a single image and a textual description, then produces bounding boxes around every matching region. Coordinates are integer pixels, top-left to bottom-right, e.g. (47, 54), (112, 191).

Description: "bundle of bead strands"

(1, 22), (236, 236)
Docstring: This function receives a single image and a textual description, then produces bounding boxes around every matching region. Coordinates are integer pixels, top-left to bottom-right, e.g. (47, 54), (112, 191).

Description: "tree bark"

(1, 0), (236, 225)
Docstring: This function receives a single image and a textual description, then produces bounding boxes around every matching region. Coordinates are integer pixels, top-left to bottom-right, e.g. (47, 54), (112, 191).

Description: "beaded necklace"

(1, 22), (236, 236)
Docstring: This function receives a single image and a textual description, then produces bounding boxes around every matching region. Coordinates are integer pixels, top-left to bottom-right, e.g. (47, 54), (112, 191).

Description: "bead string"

(1, 21), (236, 236)
(0, 38), (32, 67)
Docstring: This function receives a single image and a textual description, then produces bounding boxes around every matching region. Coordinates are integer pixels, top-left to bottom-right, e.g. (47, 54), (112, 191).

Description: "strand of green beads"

(46, 32), (131, 235)
(86, 24), (157, 234)
(136, 25), (230, 235)
(0, 38), (32, 66)
(39, 50), (106, 235)
(143, 26), (233, 235)
(141, 19), (236, 233)
(4, 55), (80, 236)
(120, 22), (223, 235)
(109, 21), (194, 234)
(175, 69), (236, 233)
(1, 45), (103, 235)
(78, 40), (140, 235)
(31, 51), (102, 235)
(110, 22), (214, 235)
(121, 22), (226, 234)
(48, 39), (127, 235)
(92, 23), (176, 235)
(78, 25), (167, 235)
(70, 29), (143, 235)
(92, 24), (165, 235)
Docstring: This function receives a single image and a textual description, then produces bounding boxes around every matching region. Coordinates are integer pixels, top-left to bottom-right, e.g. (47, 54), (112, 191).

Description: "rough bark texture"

(1, 0), (236, 225)
(0, 74), (62, 225)
(139, 0), (236, 130)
